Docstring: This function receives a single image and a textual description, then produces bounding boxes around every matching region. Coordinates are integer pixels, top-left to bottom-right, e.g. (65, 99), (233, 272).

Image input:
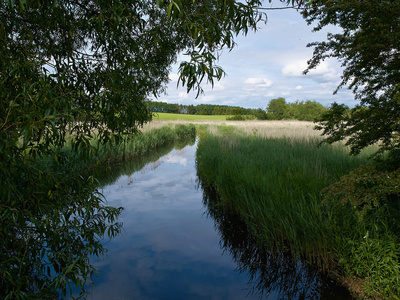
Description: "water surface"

(83, 141), (352, 300)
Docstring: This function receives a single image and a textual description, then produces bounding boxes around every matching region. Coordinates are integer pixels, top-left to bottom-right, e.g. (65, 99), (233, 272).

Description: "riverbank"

(194, 121), (399, 300)
(45, 123), (197, 178)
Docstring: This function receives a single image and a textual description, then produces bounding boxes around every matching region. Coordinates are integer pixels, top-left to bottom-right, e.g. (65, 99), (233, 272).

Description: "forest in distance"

(147, 97), (328, 121)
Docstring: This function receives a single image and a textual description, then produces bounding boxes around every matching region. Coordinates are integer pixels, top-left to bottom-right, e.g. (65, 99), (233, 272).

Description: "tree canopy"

(302, 0), (400, 157)
(0, 0), (270, 297)
(0, 0), (267, 156)
(147, 100), (257, 116)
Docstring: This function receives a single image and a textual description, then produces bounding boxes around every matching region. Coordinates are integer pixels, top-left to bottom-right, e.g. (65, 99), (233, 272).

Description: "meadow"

(151, 112), (229, 120)
(146, 119), (320, 138)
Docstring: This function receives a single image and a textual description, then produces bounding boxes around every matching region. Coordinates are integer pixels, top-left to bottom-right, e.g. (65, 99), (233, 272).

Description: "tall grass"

(44, 123), (196, 179)
(150, 119), (320, 138)
(196, 123), (400, 299)
(196, 129), (368, 269)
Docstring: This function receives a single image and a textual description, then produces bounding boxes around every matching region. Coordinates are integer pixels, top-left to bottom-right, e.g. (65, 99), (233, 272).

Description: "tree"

(253, 108), (268, 120)
(291, 100), (327, 121)
(266, 97), (291, 120)
(302, 0), (400, 157)
(0, 0), (268, 297)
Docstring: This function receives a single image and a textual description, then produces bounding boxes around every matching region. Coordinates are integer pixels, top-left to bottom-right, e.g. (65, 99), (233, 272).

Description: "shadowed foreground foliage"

(0, 0), (267, 297)
(0, 124), (195, 299)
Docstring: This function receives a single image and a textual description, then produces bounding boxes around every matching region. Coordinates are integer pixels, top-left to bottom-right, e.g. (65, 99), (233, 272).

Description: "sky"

(155, 1), (358, 110)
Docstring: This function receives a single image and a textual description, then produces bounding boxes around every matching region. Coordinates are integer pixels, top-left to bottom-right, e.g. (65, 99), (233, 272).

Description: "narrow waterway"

(82, 140), (353, 299)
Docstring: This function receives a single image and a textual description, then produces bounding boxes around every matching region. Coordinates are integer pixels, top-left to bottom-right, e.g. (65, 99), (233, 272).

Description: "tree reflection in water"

(200, 185), (353, 300)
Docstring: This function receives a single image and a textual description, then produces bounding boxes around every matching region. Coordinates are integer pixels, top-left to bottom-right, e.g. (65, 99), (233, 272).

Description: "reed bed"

(49, 123), (196, 179)
(195, 122), (399, 299)
(195, 128), (371, 285)
(196, 130), (367, 261)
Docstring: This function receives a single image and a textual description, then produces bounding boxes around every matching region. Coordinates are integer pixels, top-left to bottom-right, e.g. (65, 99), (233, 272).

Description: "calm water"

(81, 140), (353, 300)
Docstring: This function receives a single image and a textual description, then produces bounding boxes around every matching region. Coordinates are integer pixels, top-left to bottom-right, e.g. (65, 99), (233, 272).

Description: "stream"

(80, 139), (353, 300)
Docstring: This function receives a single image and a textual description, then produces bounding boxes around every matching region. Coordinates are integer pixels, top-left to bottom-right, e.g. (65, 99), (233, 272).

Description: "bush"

(322, 163), (400, 299)
(322, 163), (400, 222)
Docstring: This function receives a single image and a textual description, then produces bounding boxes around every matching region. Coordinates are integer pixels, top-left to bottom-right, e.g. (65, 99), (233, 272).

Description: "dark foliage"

(303, 0), (400, 157)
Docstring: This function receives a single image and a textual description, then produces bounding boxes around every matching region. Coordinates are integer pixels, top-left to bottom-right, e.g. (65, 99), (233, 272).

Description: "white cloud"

(282, 60), (341, 84)
(195, 95), (216, 103)
(308, 61), (341, 83)
(212, 82), (225, 91)
(295, 85), (303, 90)
(282, 60), (308, 77)
(244, 77), (273, 87)
(165, 155), (187, 166)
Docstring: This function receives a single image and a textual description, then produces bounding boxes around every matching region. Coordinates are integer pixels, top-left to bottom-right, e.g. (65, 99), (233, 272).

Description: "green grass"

(196, 130), (367, 255)
(47, 123), (197, 181)
(152, 112), (230, 120)
(196, 126), (400, 299)
(195, 128), (389, 297)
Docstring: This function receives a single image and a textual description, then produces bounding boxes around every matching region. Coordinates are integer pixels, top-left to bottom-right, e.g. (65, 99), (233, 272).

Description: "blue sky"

(156, 1), (358, 110)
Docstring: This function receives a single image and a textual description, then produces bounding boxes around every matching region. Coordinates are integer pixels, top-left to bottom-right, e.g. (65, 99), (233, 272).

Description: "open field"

(152, 112), (229, 121)
(145, 119), (321, 139)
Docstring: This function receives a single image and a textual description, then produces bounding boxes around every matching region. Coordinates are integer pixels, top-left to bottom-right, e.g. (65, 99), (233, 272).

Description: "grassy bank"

(48, 123), (197, 178)
(195, 124), (399, 299)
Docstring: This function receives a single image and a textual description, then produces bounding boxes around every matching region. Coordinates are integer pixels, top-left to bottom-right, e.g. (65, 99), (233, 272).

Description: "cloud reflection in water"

(82, 140), (353, 300)
(85, 143), (257, 300)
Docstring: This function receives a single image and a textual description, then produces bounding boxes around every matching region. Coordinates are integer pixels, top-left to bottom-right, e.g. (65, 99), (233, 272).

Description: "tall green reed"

(41, 123), (196, 180)
(196, 130), (368, 269)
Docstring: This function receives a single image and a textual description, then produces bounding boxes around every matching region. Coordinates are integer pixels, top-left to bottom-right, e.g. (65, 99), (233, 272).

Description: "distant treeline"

(148, 98), (328, 121)
(148, 101), (259, 115)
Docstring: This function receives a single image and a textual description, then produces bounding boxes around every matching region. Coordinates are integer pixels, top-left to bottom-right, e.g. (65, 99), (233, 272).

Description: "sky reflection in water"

(87, 143), (258, 300)
(84, 141), (352, 300)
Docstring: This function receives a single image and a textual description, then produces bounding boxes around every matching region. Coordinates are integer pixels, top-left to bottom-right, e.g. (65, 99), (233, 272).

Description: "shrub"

(322, 163), (400, 222)
(322, 163), (400, 298)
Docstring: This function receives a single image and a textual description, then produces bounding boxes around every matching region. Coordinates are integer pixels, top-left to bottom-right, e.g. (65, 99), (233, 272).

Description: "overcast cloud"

(155, 2), (358, 109)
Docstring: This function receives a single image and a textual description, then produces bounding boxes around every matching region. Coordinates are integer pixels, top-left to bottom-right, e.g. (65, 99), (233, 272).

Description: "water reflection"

(96, 137), (196, 188)
(80, 140), (262, 300)
(76, 138), (353, 300)
(199, 183), (353, 300)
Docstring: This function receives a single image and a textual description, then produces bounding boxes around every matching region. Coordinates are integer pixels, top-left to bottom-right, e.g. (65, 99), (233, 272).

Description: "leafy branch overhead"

(302, 0), (400, 157)
(0, 0), (272, 298)
(157, 0), (266, 97)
